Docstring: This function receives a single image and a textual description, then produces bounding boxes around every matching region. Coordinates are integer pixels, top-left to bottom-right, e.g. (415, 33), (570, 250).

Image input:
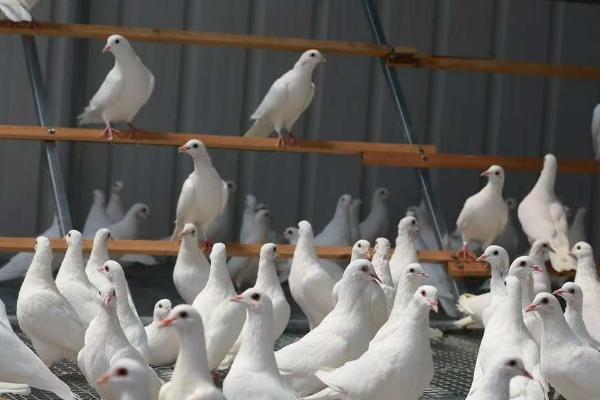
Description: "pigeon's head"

(93, 189), (106, 206)
(226, 180), (237, 194)
(34, 236), (52, 260)
(298, 49), (326, 67)
(94, 228), (112, 245)
(374, 187), (389, 201)
(477, 245), (509, 272)
(508, 256), (540, 281)
(260, 243), (278, 263)
(282, 226), (299, 244)
(570, 241), (593, 260)
(352, 240), (371, 260)
(160, 305), (202, 332)
(231, 289), (273, 314)
(254, 209), (271, 224)
(97, 284), (117, 307)
(153, 298), (172, 321)
(526, 293), (561, 317)
(543, 154), (558, 172)
(494, 357), (532, 380)
(103, 34), (133, 57)
(177, 223), (198, 240)
(503, 276), (521, 299)
(404, 263), (429, 284)
(414, 285), (439, 313)
(209, 242), (227, 265)
(481, 165), (505, 186)
(65, 230), (83, 247)
(297, 220), (313, 236)
(505, 198), (517, 210)
(405, 206), (418, 218)
(97, 358), (147, 390)
(344, 259), (380, 285)
(337, 194), (352, 209)
(178, 139), (209, 160)
(529, 239), (555, 260)
(373, 237), (391, 259)
(256, 203), (268, 212)
(553, 282), (583, 307)
(98, 260), (125, 283)
(398, 215), (419, 235)
(111, 180), (124, 193)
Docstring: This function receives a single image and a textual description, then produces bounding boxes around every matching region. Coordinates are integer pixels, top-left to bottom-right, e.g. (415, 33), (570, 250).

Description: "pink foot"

(102, 123), (119, 141)
(276, 133), (287, 148)
(126, 123), (147, 140)
(457, 245), (478, 262)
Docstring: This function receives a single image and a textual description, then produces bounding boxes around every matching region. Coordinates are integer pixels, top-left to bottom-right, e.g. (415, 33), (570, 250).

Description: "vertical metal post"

(22, 36), (72, 236)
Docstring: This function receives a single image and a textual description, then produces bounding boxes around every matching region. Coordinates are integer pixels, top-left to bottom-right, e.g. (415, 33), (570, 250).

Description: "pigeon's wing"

(172, 177), (197, 239)
(250, 75), (290, 120)
(143, 72), (155, 105)
(218, 180), (229, 215)
(549, 202), (568, 238)
(456, 195), (477, 231)
(518, 199), (556, 242)
(287, 82), (315, 128)
(0, 1), (31, 21)
(78, 68), (125, 123)
(558, 346), (600, 396)
(302, 269), (335, 319)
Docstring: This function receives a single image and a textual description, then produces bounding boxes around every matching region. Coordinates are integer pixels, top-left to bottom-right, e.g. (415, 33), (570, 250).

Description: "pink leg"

(458, 244), (478, 262)
(287, 132), (301, 146)
(276, 132), (287, 148)
(102, 122), (119, 141)
(126, 122), (147, 139)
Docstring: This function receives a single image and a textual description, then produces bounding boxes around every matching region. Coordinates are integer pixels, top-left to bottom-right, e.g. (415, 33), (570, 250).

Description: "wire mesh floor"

(3, 330), (482, 400)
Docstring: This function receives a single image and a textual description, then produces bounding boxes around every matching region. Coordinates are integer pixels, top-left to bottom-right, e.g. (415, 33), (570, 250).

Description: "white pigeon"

(528, 239), (554, 295)
(158, 305), (225, 400)
(527, 292), (600, 400)
(99, 260), (149, 361)
(592, 103), (600, 159)
(518, 154), (575, 271)
(495, 198), (523, 258)
(244, 49), (326, 147)
(508, 256), (543, 345)
(239, 194), (258, 243)
(389, 215), (420, 287)
(466, 357), (533, 400)
(276, 260), (379, 397)
(572, 241), (600, 341)
(224, 289), (298, 400)
(278, 225), (300, 283)
(0, 0), (37, 22)
(306, 286), (438, 400)
(78, 34), (155, 141)
(55, 230), (98, 327)
(479, 245), (510, 327)
(206, 180), (237, 243)
(171, 139), (228, 242)
(83, 189), (112, 237)
(0, 299), (78, 399)
(360, 187), (390, 243)
(0, 215), (59, 281)
(78, 285), (162, 400)
(288, 220), (341, 329)
(192, 243), (245, 369)
(468, 276), (548, 400)
(86, 228), (118, 292)
(106, 180), (126, 223)
(145, 299), (178, 366)
(97, 358), (151, 400)
(454, 293), (488, 329)
(314, 194), (352, 247)
(456, 165), (508, 260)
(349, 198), (362, 244)
(554, 282), (600, 350)
(220, 243), (291, 369)
(371, 237), (396, 313)
(107, 203), (150, 240)
(173, 223), (210, 303)
(569, 207), (588, 245)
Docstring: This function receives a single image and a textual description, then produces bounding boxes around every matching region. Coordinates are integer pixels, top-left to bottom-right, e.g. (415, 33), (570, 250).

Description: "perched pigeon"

(224, 290), (297, 400)
(78, 35), (155, 140)
(315, 194), (352, 247)
(508, 256), (543, 345)
(360, 187), (390, 243)
(528, 293), (600, 400)
(106, 180), (126, 223)
(569, 207), (588, 245)
(206, 180), (237, 243)
(389, 215), (419, 287)
(479, 246), (510, 327)
(145, 299), (178, 366)
(17, 237), (85, 366)
(82, 189), (112, 238)
(107, 203), (150, 240)
(171, 139), (228, 242)
(349, 198), (362, 244)
(158, 305), (225, 400)
(554, 282), (600, 350)
(592, 103), (600, 159)
(518, 154), (574, 271)
(371, 237), (396, 313)
(466, 357), (532, 400)
(97, 358), (151, 400)
(0, 0), (37, 22)
(85, 228), (112, 289)
(456, 165), (508, 260)
(172, 223), (210, 304)
(244, 49), (326, 147)
(572, 242), (600, 341)
(276, 260), (378, 397)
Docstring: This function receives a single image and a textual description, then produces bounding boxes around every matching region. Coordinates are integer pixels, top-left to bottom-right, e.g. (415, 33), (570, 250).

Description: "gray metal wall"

(1, 0), (599, 251)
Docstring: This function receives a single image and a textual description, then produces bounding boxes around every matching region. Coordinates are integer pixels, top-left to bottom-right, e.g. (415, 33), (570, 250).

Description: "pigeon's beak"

(476, 254), (487, 263)
(525, 303), (537, 313)
(480, 170), (491, 177)
(97, 372), (112, 385)
(231, 295), (244, 304)
(553, 289), (565, 297)
(369, 273), (381, 285)
(178, 145), (189, 153)
(548, 245), (557, 254)
(418, 272), (430, 278)
(521, 369), (533, 380)
(101, 295), (111, 306)
(102, 45), (111, 53)
(159, 317), (176, 328)
(429, 300), (439, 313)
(532, 265), (543, 273)
(320, 54), (327, 63)
(568, 251), (576, 259)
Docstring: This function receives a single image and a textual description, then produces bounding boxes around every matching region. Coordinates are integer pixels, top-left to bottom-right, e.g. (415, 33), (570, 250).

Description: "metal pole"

(22, 36), (72, 236)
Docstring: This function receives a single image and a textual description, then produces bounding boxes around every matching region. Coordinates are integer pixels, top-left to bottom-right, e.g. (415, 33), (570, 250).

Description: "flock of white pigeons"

(2, 2), (600, 400)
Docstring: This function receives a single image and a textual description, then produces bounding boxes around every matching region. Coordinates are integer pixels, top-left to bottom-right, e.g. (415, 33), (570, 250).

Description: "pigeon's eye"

(115, 39), (121, 45)
(264, 212), (270, 218)
(192, 143), (199, 148)
(361, 266), (368, 272)
(310, 52), (316, 57)
(542, 243), (548, 248)
(104, 266), (109, 272)
(493, 251), (499, 256)
(227, 183), (233, 188)
(519, 261), (526, 267)
(116, 367), (128, 376)
(495, 171), (500, 176)
(411, 220), (416, 225)
(179, 311), (188, 319)
(508, 360), (517, 367)
(98, 291), (101, 295)
(421, 290), (426, 296)
(158, 304), (162, 308)
(541, 298), (549, 305)
(577, 246), (581, 250)
(357, 244), (362, 248)
(272, 246), (277, 253)
(250, 293), (261, 301)
(503, 281), (507, 286)
(409, 268), (415, 273)
(379, 190), (385, 195)
(107, 233), (112, 238)
(67, 233), (71, 238)
(191, 229), (196, 234)
(569, 289), (575, 294)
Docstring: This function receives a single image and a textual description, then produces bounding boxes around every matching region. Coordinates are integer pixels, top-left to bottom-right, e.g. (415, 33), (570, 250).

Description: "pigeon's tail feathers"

(0, 382), (30, 395)
(0, 4), (32, 22)
(302, 386), (341, 400)
(77, 106), (103, 125)
(244, 118), (273, 138)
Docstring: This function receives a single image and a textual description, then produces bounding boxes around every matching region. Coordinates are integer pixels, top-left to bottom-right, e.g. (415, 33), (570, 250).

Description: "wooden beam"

(0, 21), (416, 59)
(389, 54), (600, 81)
(0, 125), (435, 157)
(363, 151), (600, 174)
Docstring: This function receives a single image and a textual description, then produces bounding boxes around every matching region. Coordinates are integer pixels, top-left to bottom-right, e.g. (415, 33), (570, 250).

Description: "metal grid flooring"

(3, 330), (483, 400)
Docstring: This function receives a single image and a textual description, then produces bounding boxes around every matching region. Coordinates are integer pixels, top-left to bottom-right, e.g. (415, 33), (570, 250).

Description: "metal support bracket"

(22, 35), (72, 236)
